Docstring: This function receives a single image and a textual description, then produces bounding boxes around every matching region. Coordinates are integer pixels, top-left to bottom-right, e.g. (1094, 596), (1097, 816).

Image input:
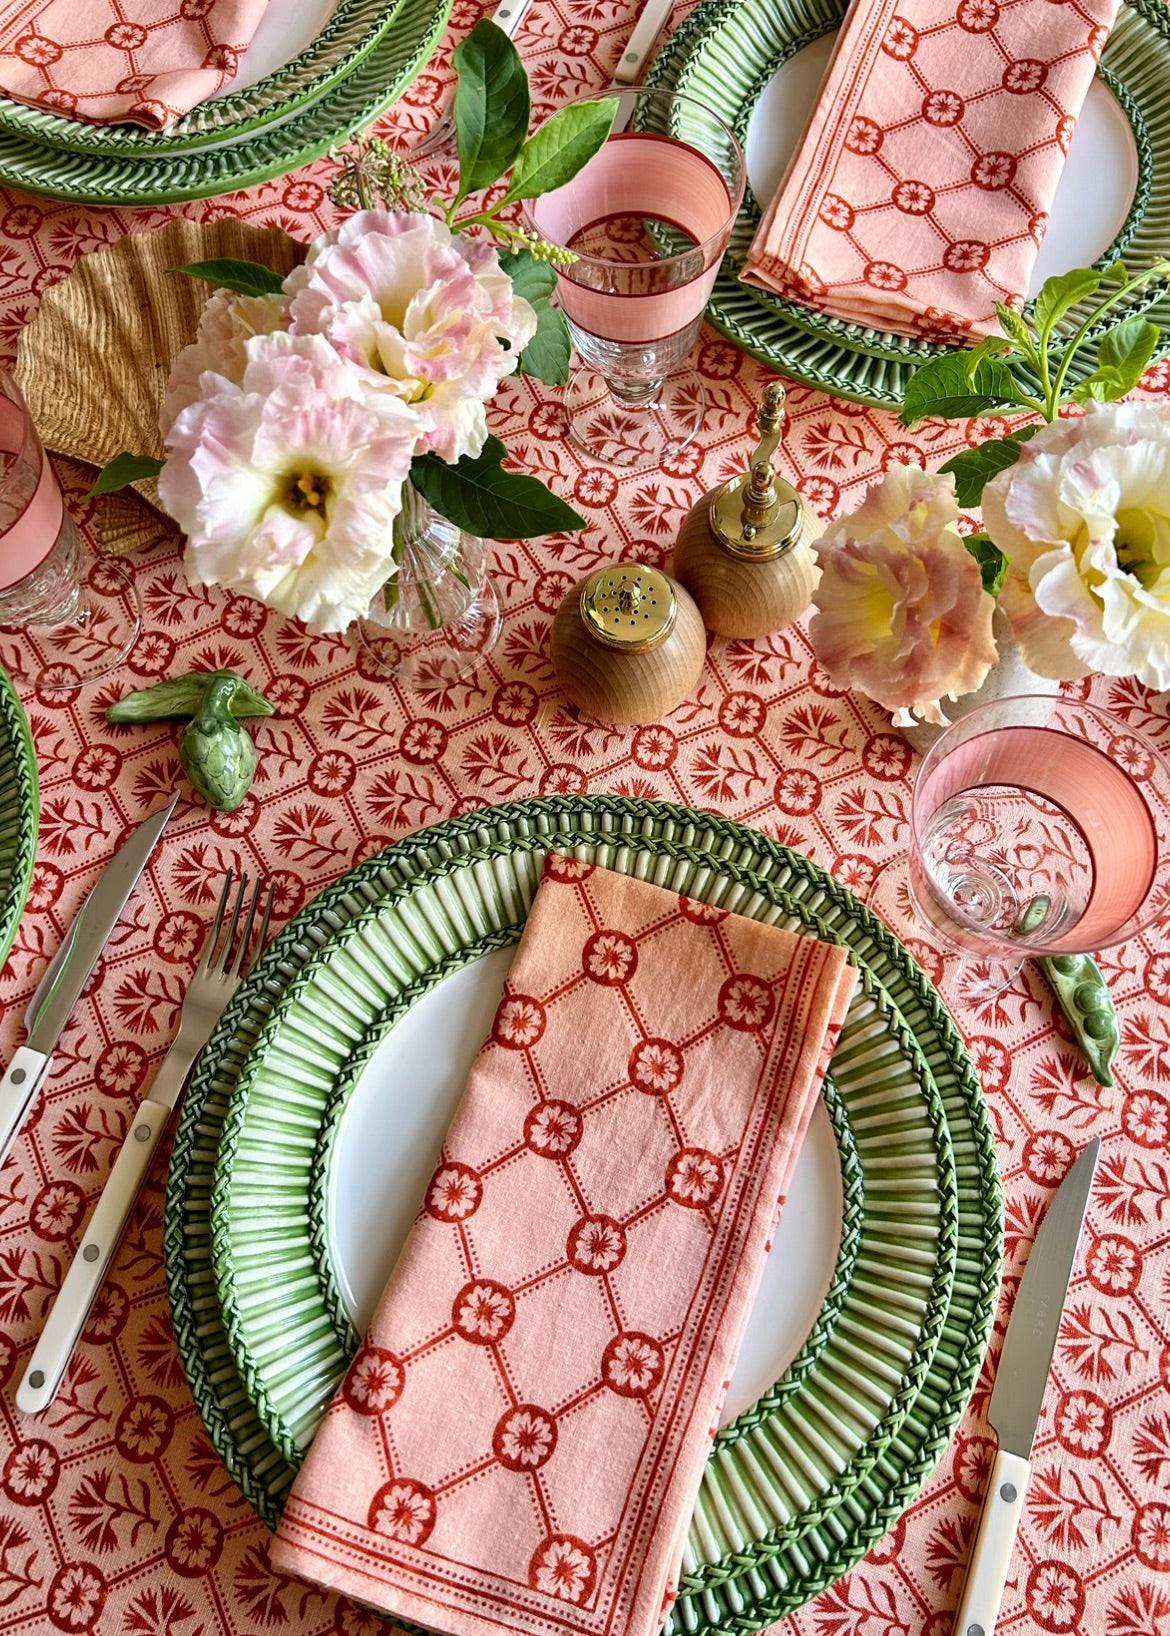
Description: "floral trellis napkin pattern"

(272, 855), (856, 1636)
(742, 0), (1119, 339)
(0, 0), (269, 128)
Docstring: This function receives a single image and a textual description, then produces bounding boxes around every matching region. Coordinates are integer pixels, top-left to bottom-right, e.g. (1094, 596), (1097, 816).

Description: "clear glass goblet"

(896, 694), (1170, 1006)
(524, 86), (746, 471)
(0, 368), (140, 691)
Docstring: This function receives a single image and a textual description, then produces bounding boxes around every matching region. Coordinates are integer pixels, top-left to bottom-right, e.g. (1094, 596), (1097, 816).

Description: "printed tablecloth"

(1, 7), (1169, 1635)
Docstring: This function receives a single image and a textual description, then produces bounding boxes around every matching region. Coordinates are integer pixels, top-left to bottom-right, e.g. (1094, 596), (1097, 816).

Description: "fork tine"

(219, 871), (248, 973)
(228, 877), (265, 980)
(196, 869), (234, 976)
(249, 883), (276, 976)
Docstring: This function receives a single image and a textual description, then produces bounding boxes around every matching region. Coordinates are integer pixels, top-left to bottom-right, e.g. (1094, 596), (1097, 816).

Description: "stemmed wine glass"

(893, 695), (1170, 1005)
(0, 368), (140, 692)
(524, 86), (745, 471)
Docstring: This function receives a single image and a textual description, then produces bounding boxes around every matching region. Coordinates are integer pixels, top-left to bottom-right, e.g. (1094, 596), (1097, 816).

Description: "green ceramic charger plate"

(0, 663), (37, 975)
(649, 0), (1170, 405)
(0, 0), (451, 204)
(165, 798), (1003, 1631)
(0, 0), (410, 152)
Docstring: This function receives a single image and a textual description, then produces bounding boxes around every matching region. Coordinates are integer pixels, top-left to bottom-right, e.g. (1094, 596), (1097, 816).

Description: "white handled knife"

(613, 0), (675, 84)
(0, 793), (179, 1168)
(953, 1137), (1100, 1636)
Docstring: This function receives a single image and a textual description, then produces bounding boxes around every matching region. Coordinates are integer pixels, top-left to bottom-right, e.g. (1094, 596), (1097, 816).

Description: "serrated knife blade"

(953, 1137), (1100, 1636)
(0, 792), (179, 1167)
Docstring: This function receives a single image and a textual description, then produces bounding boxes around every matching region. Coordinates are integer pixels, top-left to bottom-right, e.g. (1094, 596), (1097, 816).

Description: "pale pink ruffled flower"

(983, 402), (1170, 689)
(810, 464), (998, 725)
(159, 333), (416, 633)
(285, 210), (537, 463)
(161, 289), (287, 430)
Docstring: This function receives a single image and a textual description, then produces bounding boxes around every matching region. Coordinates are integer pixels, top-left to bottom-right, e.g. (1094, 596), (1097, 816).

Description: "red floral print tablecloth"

(1, 7), (1170, 1635)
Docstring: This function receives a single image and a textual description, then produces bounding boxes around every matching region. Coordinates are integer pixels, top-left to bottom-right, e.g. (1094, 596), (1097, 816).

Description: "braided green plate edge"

(0, 0), (451, 204)
(0, 662), (37, 976)
(165, 797), (1002, 1631)
(0, 0), (405, 150)
(207, 839), (954, 1584)
(651, 0), (1170, 404)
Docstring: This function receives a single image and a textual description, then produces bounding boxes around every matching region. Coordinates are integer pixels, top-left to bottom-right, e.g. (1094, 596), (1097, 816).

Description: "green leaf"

(89, 453), (165, 495)
(410, 438), (585, 538)
(963, 532), (1009, 597)
(517, 302), (572, 384)
(452, 19), (530, 205)
(900, 351), (1024, 427)
(172, 258), (284, 296)
(497, 248), (571, 383)
(1033, 267), (1102, 343)
(504, 98), (618, 202)
(938, 425), (1040, 507)
(498, 247), (558, 308)
(994, 303), (1032, 350)
(1074, 316), (1161, 403)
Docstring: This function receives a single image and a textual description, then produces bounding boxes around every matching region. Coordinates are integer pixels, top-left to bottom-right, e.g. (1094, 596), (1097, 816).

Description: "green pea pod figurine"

(1040, 952), (1120, 1087)
(106, 668), (273, 812)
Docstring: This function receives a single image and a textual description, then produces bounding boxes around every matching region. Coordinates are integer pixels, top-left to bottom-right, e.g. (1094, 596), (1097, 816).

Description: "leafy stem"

(1047, 261), (1169, 413)
(903, 258), (1170, 517)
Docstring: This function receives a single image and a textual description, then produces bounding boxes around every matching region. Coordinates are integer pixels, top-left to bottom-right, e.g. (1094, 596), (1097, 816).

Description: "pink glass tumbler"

(909, 695), (1170, 992)
(525, 87), (745, 471)
(0, 368), (139, 692)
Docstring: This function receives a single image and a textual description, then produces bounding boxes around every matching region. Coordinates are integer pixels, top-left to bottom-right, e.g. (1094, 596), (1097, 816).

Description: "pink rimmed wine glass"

(524, 87), (745, 472)
(0, 368), (140, 692)
(895, 695), (1170, 1006)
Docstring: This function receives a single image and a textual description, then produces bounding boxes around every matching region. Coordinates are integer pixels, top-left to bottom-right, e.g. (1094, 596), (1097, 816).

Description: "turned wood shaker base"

(551, 563), (707, 725)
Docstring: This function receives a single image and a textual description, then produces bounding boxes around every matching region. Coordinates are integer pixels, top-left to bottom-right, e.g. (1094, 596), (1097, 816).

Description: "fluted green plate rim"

(0, 0), (411, 152)
(165, 797), (1002, 1632)
(0, 0), (450, 204)
(651, 0), (1170, 404)
(0, 662), (37, 977)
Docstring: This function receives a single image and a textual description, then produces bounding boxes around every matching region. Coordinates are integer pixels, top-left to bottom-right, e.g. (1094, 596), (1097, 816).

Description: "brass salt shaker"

(550, 562), (706, 725)
(673, 382), (818, 639)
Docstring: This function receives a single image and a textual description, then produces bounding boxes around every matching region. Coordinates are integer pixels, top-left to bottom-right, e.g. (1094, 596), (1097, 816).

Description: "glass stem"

(607, 377), (663, 407)
(393, 481), (446, 632)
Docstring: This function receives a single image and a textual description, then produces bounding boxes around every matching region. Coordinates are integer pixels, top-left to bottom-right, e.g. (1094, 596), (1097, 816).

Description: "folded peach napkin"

(742, 0), (1119, 340)
(271, 855), (856, 1636)
(0, 0), (269, 128)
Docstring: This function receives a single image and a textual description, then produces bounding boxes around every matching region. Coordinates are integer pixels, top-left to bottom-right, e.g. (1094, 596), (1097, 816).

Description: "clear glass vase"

(353, 481), (502, 690)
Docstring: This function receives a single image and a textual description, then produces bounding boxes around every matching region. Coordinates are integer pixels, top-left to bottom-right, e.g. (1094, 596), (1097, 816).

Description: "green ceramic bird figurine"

(107, 668), (274, 812)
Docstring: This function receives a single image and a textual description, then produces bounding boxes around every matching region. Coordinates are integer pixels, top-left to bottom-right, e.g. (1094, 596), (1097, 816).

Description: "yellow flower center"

(284, 470), (331, 516)
(1114, 505), (1169, 590)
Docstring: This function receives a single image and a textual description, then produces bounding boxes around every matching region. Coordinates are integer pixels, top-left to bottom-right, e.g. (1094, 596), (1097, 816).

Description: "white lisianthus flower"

(809, 463), (998, 724)
(161, 289), (287, 432)
(159, 333), (417, 633)
(285, 210), (537, 463)
(983, 402), (1170, 689)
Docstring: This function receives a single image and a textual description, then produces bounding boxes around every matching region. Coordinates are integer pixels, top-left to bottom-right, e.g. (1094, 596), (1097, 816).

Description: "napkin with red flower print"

(741, 0), (1120, 340)
(271, 855), (857, 1636)
(0, 0), (269, 128)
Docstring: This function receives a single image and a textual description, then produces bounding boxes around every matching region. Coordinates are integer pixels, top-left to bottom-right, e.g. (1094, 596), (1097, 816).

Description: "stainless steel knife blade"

(25, 793), (179, 1053)
(988, 1136), (1100, 1459)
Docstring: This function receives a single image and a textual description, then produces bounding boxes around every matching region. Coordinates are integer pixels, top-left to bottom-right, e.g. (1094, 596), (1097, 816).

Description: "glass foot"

(0, 557), (141, 692)
(355, 572), (502, 690)
(869, 857), (1022, 1011)
(565, 368), (706, 471)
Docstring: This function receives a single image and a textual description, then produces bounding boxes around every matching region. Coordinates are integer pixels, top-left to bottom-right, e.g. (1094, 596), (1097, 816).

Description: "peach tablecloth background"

(0, 5), (1169, 1634)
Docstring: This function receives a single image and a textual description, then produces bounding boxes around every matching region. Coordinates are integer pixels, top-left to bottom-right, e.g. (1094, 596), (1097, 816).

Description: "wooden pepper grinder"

(550, 562), (706, 725)
(673, 382), (818, 639)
